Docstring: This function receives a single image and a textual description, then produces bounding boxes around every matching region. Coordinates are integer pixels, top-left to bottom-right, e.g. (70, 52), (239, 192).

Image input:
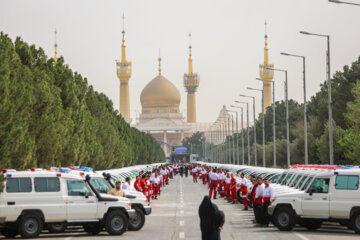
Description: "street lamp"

(228, 109), (239, 165)
(300, 31), (333, 165)
(280, 52), (308, 165)
(234, 101), (251, 165)
(329, 0), (360, 6)
(239, 94), (257, 166)
(265, 67), (290, 168)
(257, 78), (276, 167)
(230, 105), (244, 165)
(247, 87), (266, 167)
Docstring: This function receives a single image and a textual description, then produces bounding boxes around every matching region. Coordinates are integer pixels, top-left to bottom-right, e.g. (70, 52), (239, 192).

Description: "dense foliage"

(0, 33), (164, 170)
(187, 56), (360, 167)
(182, 132), (205, 158)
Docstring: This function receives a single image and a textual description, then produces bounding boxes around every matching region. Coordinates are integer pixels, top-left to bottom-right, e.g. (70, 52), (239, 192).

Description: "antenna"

(54, 28), (58, 47)
(264, 20), (268, 37)
(189, 32), (192, 48)
(122, 13), (125, 33)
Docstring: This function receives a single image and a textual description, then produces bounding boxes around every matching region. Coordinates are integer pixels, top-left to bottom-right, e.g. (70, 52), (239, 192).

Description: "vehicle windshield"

(290, 175), (302, 187)
(89, 178), (112, 194)
(282, 174), (293, 185)
(296, 175), (308, 189)
(269, 174), (281, 183)
(301, 176), (314, 191)
(277, 173), (286, 184)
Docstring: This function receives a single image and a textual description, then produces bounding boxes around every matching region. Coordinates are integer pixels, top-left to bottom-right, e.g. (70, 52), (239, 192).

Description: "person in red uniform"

(140, 175), (147, 197)
(208, 169), (219, 199)
(240, 173), (248, 210)
(225, 172), (231, 202)
(230, 173), (238, 204)
(192, 166), (198, 183)
(134, 176), (142, 192)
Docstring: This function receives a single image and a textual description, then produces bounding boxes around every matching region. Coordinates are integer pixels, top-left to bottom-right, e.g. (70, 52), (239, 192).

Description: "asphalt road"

(2, 175), (359, 240)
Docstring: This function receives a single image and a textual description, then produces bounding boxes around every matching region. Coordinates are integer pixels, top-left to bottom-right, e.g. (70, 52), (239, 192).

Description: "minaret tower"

(116, 14), (132, 122)
(54, 29), (58, 63)
(184, 33), (199, 123)
(259, 21), (274, 111)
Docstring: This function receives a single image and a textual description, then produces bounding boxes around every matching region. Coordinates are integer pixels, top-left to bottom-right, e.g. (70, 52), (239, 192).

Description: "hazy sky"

(1, 0), (359, 123)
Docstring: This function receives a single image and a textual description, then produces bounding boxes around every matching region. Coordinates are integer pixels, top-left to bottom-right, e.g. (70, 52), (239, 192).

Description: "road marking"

(180, 220), (184, 226)
(180, 210), (184, 215)
(294, 232), (310, 240)
(64, 237), (72, 240)
(179, 232), (185, 239)
(180, 204), (183, 208)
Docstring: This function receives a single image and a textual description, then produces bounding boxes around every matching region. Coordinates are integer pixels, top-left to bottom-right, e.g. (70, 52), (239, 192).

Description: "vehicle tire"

(299, 219), (322, 230)
(128, 208), (145, 231)
(273, 207), (296, 231)
(350, 210), (360, 234)
(83, 223), (103, 235)
(18, 214), (43, 238)
(0, 228), (18, 238)
(105, 210), (128, 235)
(48, 223), (67, 233)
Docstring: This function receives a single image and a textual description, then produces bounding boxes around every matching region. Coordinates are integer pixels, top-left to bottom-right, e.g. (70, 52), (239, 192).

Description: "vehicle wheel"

(18, 214), (43, 238)
(105, 210), (128, 235)
(273, 207), (296, 231)
(299, 219), (322, 230)
(128, 208), (145, 231)
(48, 223), (67, 233)
(0, 228), (18, 238)
(83, 223), (103, 235)
(350, 211), (360, 234)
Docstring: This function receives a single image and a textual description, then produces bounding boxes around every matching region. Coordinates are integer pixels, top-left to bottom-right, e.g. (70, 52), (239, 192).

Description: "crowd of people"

(109, 164), (176, 202)
(190, 164), (274, 228)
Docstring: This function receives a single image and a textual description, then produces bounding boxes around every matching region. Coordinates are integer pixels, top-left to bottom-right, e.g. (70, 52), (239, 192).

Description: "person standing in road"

(199, 196), (225, 240)
(225, 172), (231, 202)
(262, 177), (274, 227)
(209, 169), (219, 199)
(253, 177), (265, 227)
(240, 173), (248, 210)
(230, 173), (238, 204)
(108, 180), (126, 197)
(192, 166), (198, 183)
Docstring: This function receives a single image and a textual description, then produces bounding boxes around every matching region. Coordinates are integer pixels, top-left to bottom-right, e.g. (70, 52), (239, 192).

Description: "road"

(3, 175), (359, 240)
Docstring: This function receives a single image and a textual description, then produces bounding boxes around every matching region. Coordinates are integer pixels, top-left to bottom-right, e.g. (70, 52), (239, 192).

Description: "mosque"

(113, 20), (274, 156)
(115, 24), (211, 155)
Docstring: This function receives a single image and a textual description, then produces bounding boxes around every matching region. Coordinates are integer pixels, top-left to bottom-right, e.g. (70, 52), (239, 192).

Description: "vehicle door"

(66, 179), (98, 220)
(302, 177), (330, 217)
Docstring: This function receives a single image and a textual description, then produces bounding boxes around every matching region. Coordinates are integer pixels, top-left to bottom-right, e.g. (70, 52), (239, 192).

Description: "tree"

(182, 132), (205, 158)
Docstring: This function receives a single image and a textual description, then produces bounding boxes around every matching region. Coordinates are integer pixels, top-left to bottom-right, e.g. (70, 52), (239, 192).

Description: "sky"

(1, 0), (359, 123)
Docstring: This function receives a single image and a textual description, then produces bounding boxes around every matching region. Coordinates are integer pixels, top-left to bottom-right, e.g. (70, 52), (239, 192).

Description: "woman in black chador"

(198, 196), (225, 240)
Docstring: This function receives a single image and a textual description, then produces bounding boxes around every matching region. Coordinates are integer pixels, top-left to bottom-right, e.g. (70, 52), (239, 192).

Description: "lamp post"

(329, 0), (360, 5)
(239, 94), (257, 166)
(235, 101), (251, 165)
(300, 31), (333, 165)
(228, 110), (239, 165)
(266, 67), (290, 167)
(230, 105), (244, 165)
(247, 87), (266, 167)
(280, 52), (308, 164)
(256, 78), (276, 167)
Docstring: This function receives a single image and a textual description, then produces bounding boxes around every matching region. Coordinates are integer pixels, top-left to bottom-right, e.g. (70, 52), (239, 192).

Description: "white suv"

(0, 169), (135, 238)
(268, 169), (360, 234)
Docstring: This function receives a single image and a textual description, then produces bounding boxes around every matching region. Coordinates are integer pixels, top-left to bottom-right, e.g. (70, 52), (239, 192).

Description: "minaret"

(259, 21), (274, 112)
(116, 14), (132, 122)
(184, 33), (199, 123)
(54, 29), (58, 63)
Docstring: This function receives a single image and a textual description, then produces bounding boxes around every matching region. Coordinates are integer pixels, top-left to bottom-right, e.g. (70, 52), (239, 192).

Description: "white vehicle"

(0, 169), (135, 238)
(84, 171), (151, 231)
(268, 169), (360, 234)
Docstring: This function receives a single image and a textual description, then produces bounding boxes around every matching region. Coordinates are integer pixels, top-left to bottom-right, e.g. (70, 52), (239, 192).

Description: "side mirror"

(85, 174), (91, 181)
(85, 192), (90, 199)
(309, 189), (313, 196)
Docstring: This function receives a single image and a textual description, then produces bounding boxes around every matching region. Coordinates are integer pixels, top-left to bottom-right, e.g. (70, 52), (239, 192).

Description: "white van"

(268, 169), (360, 234)
(0, 169), (135, 238)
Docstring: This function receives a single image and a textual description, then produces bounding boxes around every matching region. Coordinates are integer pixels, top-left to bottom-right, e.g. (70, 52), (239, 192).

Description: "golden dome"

(140, 74), (181, 114)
